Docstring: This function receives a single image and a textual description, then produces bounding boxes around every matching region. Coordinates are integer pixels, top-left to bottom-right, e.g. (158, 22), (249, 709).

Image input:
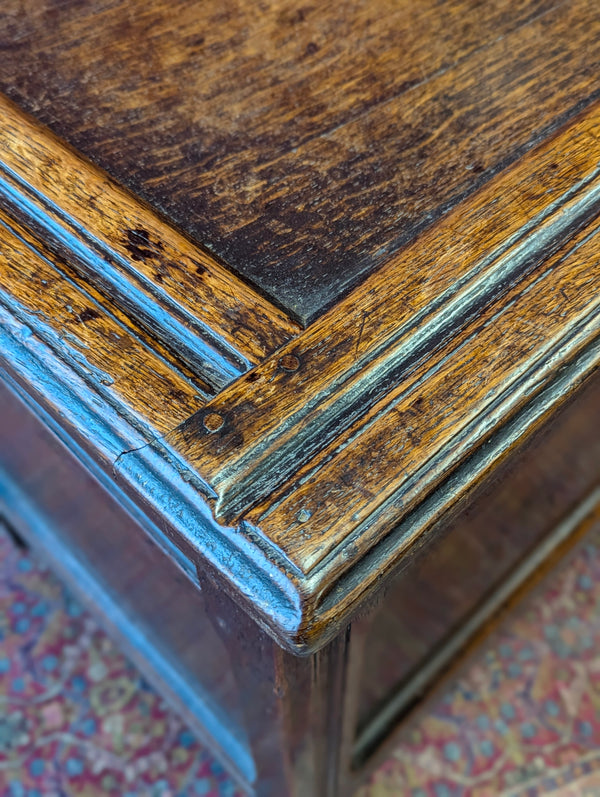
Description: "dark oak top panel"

(2, 0), (600, 321)
(2, 2), (600, 654)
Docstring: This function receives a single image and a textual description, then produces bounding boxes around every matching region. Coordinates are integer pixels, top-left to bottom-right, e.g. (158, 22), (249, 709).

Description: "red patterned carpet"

(1, 517), (600, 796)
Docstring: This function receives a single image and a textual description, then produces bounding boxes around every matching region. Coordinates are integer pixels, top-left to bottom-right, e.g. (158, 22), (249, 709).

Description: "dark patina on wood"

(1, 4), (600, 793)
(162, 104), (600, 652)
(1, 92), (599, 651)
(2, 0), (600, 321)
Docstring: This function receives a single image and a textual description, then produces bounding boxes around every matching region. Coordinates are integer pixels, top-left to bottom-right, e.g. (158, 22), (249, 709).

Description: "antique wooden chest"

(0, 1), (599, 793)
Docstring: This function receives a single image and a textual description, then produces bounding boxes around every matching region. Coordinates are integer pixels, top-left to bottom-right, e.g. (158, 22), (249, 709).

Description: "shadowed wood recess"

(2, 0), (600, 322)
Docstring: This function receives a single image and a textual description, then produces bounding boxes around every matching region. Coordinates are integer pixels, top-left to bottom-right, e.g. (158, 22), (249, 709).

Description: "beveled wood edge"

(3, 275), (597, 656)
(159, 102), (600, 649)
(172, 100), (600, 514)
(0, 94), (307, 651)
(0, 94), (300, 392)
(180, 168), (600, 520)
(0, 301), (304, 650)
(0, 208), (206, 431)
(3, 94), (600, 654)
(133, 325), (600, 652)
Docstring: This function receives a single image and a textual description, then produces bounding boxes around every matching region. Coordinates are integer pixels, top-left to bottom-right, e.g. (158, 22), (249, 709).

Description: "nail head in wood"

(280, 354), (300, 372)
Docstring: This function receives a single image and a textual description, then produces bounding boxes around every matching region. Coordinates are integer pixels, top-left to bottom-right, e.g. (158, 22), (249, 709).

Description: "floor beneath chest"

(0, 518), (599, 797)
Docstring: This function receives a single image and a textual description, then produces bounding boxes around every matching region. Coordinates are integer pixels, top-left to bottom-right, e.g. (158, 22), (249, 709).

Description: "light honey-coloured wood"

(0, 95), (299, 371)
(0, 208), (202, 433)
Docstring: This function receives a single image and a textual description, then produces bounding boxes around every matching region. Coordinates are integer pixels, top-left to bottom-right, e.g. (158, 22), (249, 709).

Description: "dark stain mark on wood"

(77, 306), (101, 323)
(124, 228), (164, 262)
(187, 34), (205, 47)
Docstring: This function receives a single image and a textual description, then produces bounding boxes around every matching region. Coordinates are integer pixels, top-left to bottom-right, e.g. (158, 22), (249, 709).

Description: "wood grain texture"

(356, 374), (600, 733)
(2, 1), (600, 656)
(0, 209), (203, 434)
(260, 218), (600, 570)
(170, 104), (600, 525)
(0, 95), (298, 385)
(161, 103), (600, 647)
(2, 0), (600, 321)
(6, 5), (600, 791)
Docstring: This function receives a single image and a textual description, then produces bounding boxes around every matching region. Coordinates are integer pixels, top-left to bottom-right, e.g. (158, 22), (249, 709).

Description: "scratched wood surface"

(169, 102), (600, 542)
(164, 102), (600, 645)
(0, 96), (298, 371)
(2, 0), (600, 321)
(0, 96), (300, 446)
(0, 207), (203, 433)
(257, 220), (599, 568)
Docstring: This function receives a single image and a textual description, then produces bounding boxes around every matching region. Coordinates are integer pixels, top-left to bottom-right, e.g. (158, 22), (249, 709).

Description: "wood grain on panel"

(164, 103), (600, 647)
(0, 208), (204, 432)
(2, 3), (600, 654)
(170, 104), (600, 523)
(2, 0), (600, 320)
(356, 373), (600, 734)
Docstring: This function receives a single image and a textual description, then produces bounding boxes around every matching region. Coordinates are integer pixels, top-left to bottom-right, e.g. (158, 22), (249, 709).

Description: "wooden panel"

(2, 0), (600, 320)
(169, 104), (600, 548)
(351, 489), (600, 778)
(170, 105), (600, 513)
(356, 372), (600, 733)
(3, 86), (594, 652)
(2, 4), (600, 656)
(0, 378), (255, 791)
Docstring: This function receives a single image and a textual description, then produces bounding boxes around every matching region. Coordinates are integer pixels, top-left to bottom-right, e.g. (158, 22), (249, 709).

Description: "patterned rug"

(1, 519), (600, 796)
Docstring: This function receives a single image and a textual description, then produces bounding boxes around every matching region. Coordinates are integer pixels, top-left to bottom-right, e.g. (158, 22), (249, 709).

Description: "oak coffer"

(0, 1), (599, 794)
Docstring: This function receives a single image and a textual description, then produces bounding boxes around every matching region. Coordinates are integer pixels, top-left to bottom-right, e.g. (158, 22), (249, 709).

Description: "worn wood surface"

(168, 102), (600, 611)
(170, 104), (600, 517)
(0, 96), (298, 388)
(3, 3), (600, 792)
(1, 74), (599, 653)
(2, 0), (600, 321)
(0, 96), (299, 441)
(0, 207), (203, 432)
